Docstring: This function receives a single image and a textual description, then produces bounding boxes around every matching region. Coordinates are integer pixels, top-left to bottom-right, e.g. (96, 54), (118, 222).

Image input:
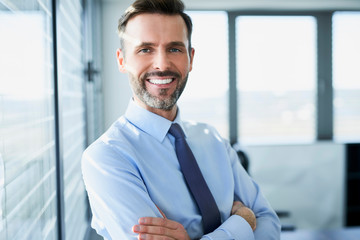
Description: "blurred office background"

(0, 0), (359, 239)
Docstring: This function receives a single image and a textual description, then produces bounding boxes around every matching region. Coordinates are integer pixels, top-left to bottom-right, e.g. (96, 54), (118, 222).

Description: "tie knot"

(169, 123), (185, 139)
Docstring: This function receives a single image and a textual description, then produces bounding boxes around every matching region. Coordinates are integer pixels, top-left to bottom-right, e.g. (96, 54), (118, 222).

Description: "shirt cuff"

(201, 215), (255, 240)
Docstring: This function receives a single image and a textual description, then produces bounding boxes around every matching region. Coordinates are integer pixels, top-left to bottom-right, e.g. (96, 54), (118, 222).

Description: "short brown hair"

(118, 0), (193, 53)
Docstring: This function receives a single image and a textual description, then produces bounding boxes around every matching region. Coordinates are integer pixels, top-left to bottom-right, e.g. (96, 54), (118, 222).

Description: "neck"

(133, 96), (178, 121)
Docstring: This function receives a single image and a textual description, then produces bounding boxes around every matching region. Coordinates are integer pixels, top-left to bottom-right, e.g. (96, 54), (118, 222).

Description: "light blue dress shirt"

(82, 99), (280, 240)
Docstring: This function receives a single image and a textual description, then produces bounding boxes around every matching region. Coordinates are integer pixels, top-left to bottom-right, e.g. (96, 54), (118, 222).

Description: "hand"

(132, 207), (191, 240)
(231, 201), (257, 231)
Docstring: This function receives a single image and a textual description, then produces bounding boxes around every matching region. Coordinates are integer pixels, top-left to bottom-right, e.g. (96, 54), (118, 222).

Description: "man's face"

(117, 13), (194, 112)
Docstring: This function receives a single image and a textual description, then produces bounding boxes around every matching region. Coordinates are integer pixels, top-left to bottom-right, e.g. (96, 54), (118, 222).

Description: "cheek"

(126, 65), (146, 80)
(124, 56), (149, 76)
(174, 58), (192, 75)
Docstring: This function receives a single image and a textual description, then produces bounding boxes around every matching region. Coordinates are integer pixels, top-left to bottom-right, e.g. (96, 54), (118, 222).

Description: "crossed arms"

(82, 131), (281, 239)
(132, 201), (257, 240)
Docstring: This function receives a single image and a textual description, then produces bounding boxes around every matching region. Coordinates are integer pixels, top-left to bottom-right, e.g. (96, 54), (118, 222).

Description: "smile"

(148, 78), (174, 85)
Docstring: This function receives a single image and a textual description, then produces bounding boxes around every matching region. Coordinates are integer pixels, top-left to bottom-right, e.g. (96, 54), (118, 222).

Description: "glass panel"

(84, 0), (104, 143)
(0, 0), (58, 239)
(178, 11), (229, 138)
(236, 16), (317, 144)
(333, 12), (360, 142)
(57, 0), (88, 239)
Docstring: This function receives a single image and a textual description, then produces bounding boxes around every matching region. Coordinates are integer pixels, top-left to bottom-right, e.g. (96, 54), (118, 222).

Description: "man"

(82, 0), (281, 239)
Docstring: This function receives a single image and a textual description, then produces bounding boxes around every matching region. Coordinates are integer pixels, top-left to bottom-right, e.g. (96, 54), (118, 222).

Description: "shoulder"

(181, 121), (230, 152)
(182, 120), (236, 154)
(182, 120), (223, 141)
(82, 116), (141, 171)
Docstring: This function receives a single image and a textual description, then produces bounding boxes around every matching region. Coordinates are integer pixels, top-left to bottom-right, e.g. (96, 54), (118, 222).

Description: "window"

(178, 11), (229, 138)
(333, 12), (360, 142)
(236, 16), (317, 144)
(0, 1), (58, 239)
(0, 0), (97, 239)
(56, 0), (89, 239)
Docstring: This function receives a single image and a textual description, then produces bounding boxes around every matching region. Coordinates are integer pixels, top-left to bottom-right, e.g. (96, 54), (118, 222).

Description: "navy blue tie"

(169, 123), (221, 234)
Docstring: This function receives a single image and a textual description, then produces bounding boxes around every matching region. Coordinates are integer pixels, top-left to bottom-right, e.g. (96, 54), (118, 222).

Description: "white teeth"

(148, 78), (173, 84)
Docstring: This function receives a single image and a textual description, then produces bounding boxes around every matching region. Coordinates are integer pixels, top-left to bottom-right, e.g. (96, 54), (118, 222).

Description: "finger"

(235, 207), (257, 231)
(231, 203), (238, 215)
(235, 201), (245, 207)
(232, 201), (241, 208)
(231, 201), (244, 214)
(138, 217), (178, 230)
(133, 218), (190, 240)
(133, 224), (187, 240)
(133, 224), (171, 236)
(137, 233), (173, 240)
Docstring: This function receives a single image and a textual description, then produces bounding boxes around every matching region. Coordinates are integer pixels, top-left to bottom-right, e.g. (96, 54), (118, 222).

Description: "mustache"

(143, 70), (181, 79)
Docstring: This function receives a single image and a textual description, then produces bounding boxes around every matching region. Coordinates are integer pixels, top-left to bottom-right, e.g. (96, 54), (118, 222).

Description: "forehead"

(123, 13), (189, 47)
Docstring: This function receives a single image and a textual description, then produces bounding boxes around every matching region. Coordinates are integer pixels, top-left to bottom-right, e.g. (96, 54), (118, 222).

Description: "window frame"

(227, 10), (337, 144)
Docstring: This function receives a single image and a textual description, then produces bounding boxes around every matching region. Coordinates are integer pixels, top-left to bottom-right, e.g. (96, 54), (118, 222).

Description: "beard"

(129, 70), (188, 111)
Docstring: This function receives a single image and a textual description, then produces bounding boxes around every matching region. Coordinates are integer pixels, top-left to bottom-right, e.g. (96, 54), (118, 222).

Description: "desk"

(281, 227), (360, 240)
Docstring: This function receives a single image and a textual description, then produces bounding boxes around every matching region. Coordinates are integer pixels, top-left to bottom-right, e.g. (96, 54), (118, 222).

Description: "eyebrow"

(137, 42), (154, 47)
(168, 41), (186, 48)
(135, 41), (187, 48)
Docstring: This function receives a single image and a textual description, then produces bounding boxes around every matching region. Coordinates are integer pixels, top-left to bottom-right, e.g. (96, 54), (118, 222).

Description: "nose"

(153, 51), (171, 70)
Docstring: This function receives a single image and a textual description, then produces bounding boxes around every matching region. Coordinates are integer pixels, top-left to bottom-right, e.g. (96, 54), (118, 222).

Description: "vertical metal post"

(228, 12), (238, 144)
(52, 0), (66, 239)
(82, 0), (93, 227)
(317, 12), (333, 140)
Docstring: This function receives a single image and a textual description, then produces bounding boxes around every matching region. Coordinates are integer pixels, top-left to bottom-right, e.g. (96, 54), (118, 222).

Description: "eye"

(169, 48), (181, 53)
(138, 48), (151, 53)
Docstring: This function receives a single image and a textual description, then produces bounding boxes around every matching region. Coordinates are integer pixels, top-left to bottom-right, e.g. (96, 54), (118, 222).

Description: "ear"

(116, 48), (127, 73)
(189, 47), (195, 72)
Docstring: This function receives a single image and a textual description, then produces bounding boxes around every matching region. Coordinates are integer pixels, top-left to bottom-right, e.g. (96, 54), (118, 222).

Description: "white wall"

(101, 1), (132, 129)
(245, 142), (345, 230)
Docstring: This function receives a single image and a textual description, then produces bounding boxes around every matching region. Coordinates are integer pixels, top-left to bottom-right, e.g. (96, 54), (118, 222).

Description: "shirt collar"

(124, 99), (185, 142)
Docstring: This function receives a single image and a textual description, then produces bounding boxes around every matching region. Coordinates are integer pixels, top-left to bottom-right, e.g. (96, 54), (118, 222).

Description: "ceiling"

(101, 0), (360, 11)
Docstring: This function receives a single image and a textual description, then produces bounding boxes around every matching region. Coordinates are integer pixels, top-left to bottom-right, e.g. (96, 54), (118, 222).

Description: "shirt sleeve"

(201, 141), (281, 240)
(81, 140), (163, 240)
